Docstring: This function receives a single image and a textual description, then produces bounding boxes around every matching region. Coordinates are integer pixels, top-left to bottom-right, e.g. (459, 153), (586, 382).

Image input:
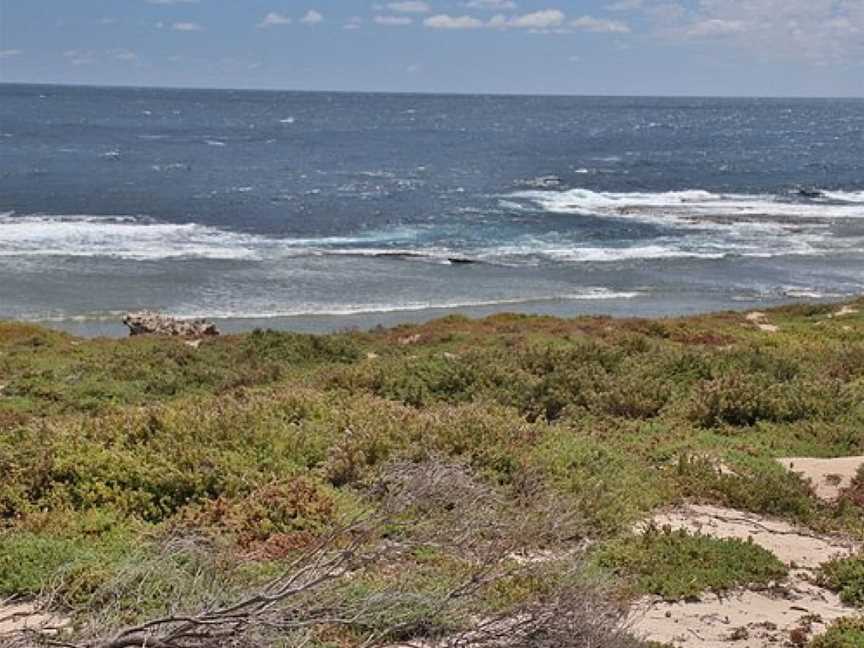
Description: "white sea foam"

(512, 188), (864, 224)
(0, 194), (857, 267)
(22, 290), (641, 324)
(822, 190), (864, 204)
(205, 139), (226, 147)
(0, 214), (264, 260)
(782, 287), (845, 299)
(0, 214), (427, 262)
(171, 290), (642, 320)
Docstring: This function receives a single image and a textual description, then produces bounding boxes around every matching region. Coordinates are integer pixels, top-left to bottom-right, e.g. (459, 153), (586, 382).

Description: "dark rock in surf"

(521, 175), (562, 189)
(123, 311), (220, 338)
(796, 188), (824, 199)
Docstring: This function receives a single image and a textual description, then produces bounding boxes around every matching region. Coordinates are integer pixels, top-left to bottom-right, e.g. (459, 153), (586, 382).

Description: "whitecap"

(782, 287), (843, 299)
(0, 214), (264, 261)
(0, 214), (431, 262)
(822, 190), (864, 204)
(511, 187), (864, 226)
(205, 140), (226, 147)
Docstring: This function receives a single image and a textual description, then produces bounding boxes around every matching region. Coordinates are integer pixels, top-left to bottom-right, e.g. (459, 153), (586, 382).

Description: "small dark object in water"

(521, 175), (562, 189)
(796, 187), (823, 199)
(448, 257), (476, 265)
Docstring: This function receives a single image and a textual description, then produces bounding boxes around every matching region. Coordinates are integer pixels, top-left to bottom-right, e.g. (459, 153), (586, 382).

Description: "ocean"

(1, 83), (863, 335)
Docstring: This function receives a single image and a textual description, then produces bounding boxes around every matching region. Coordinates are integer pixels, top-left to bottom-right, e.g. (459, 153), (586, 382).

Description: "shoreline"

(25, 292), (853, 338)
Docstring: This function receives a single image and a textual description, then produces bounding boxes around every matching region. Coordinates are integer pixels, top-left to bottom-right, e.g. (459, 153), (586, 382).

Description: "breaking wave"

(510, 188), (864, 224)
(2, 185), (862, 266)
(0, 214), (426, 261)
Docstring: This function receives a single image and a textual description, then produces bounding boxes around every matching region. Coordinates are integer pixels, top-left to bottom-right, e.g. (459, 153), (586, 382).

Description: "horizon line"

(1, 80), (863, 101)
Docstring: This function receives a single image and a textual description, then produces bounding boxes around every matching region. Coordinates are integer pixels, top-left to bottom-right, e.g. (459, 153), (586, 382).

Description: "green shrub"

(809, 617), (864, 648)
(671, 455), (816, 523)
(818, 556), (864, 607)
(687, 370), (855, 428)
(594, 526), (788, 600)
(0, 513), (139, 603)
(242, 329), (361, 365)
(532, 430), (661, 536)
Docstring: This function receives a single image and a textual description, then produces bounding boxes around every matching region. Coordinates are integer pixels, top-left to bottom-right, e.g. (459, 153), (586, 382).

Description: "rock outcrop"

(122, 311), (219, 338)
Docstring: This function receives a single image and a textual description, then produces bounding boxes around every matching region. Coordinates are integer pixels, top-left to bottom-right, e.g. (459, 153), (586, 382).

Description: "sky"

(1, 1), (863, 97)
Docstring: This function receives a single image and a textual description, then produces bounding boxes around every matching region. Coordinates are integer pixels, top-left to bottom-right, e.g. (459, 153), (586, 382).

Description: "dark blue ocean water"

(1, 83), (864, 333)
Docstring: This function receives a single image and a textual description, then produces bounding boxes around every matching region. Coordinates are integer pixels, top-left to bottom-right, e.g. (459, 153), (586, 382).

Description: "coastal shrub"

(0, 512), (139, 602)
(0, 389), (343, 521)
(532, 430), (661, 535)
(375, 356), (484, 407)
(818, 555), (864, 607)
(0, 331), (364, 418)
(3, 301), (864, 646)
(594, 526), (787, 600)
(809, 617), (864, 648)
(671, 455), (816, 522)
(241, 329), (362, 365)
(842, 467), (864, 509)
(322, 400), (537, 486)
(684, 371), (851, 428)
(176, 478), (337, 553)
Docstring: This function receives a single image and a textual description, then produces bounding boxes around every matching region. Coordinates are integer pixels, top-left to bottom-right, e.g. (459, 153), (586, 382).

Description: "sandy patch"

(778, 457), (864, 502)
(628, 577), (849, 648)
(0, 602), (65, 637)
(833, 306), (859, 318)
(637, 504), (855, 569)
(744, 312), (779, 333)
(629, 504), (859, 647)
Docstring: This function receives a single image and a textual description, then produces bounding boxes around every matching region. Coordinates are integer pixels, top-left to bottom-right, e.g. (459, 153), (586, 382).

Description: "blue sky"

(1, 0), (863, 96)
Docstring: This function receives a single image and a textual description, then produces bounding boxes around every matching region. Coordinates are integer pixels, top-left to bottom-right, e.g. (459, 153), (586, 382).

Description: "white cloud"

(489, 9), (565, 29)
(683, 19), (747, 37)
(301, 10), (324, 24)
(0, 49), (22, 59)
(645, 2), (686, 22)
(258, 12), (292, 28)
(375, 15), (414, 26)
(387, 1), (430, 13)
(171, 21), (204, 31)
(424, 14), (485, 29)
(344, 16), (364, 29)
(64, 49), (97, 65)
(668, 0), (864, 64)
(466, 0), (517, 9)
(110, 48), (139, 61)
(606, 0), (642, 10)
(570, 16), (631, 32)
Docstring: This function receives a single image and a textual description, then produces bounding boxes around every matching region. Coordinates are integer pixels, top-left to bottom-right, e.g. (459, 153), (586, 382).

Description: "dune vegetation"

(2, 300), (864, 647)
